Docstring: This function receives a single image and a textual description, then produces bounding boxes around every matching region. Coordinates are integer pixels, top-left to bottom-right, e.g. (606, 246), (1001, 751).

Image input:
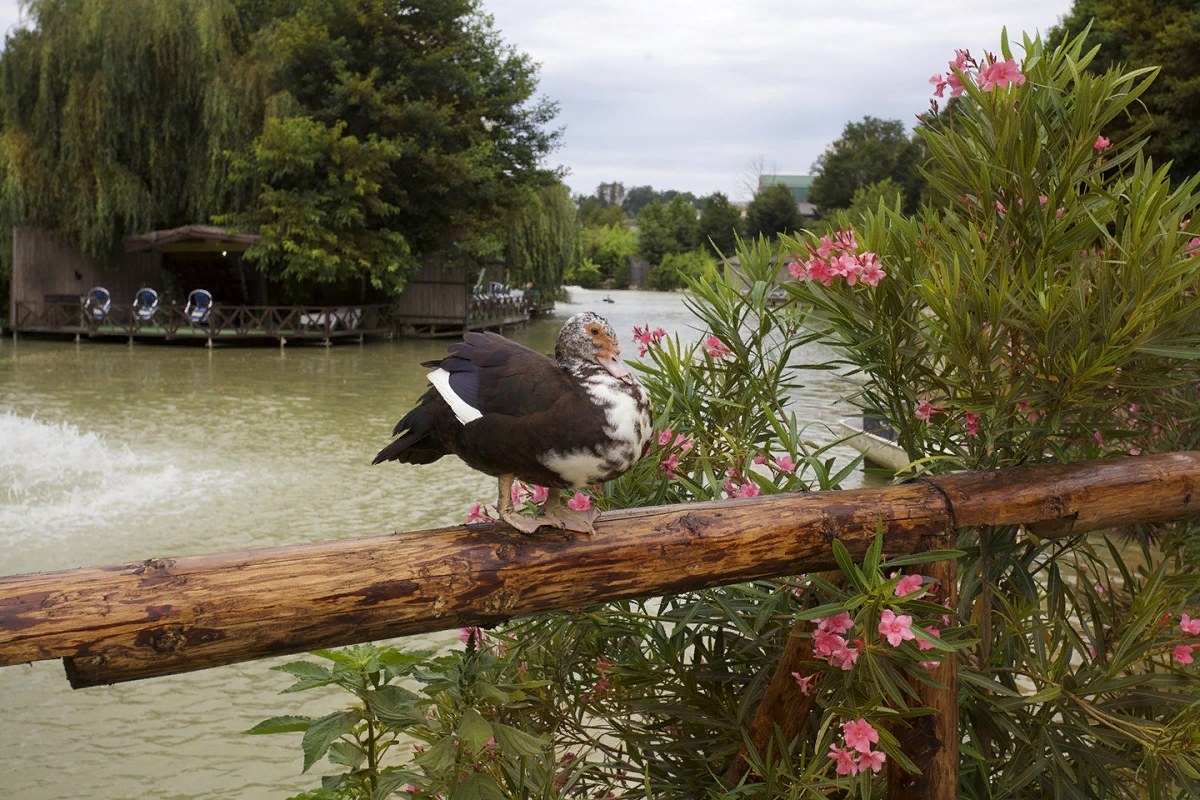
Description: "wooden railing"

(12, 301), (399, 339)
(2, 453), (1199, 797)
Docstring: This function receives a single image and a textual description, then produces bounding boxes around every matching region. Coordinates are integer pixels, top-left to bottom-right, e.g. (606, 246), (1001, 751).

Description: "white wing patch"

(428, 368), (482, 424)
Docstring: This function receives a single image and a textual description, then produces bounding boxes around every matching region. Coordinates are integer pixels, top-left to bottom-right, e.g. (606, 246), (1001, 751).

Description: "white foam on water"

(0, 412), (240, 548)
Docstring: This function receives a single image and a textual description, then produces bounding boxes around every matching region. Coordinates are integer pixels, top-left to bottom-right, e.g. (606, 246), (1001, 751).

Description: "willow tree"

(502, 183), (580, 299)
(0, 0), (261, 257)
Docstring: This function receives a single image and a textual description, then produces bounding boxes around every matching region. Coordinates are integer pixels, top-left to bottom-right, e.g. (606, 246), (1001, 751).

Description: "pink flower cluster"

(828, 718), (886, 776)
(1175, 614), (1200, 664)
(1182, 220), (1200, 258)
(656, 427), (694, 479)
(632, 324), (667, 357)
(929, 48), (1025, 98)
(813, 612), (859, 670)
(703, 334), (732, 358)
(723, 467), (762, 498)
(788, 228), (886, 287)
(754, 452), (797, 473)
(567, 491), (592, 511)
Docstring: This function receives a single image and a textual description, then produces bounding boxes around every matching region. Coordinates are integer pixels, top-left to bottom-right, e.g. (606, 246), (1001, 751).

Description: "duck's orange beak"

(596, 342), (633, 383)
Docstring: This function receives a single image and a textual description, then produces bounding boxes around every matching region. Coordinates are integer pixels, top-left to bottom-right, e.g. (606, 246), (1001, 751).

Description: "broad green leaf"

(456, 707), (494, 751)
(244, 715), (311, 735)
(492, 722), (548, 757)
(327, 740), (365, 769)
(415, 736), (458, 773)
(451, 773), (507, 800)
(301, 710), (361, 773)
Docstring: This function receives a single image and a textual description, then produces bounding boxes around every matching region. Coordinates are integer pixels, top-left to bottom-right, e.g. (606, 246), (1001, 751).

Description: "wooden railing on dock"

(2, 453), (1198, 797)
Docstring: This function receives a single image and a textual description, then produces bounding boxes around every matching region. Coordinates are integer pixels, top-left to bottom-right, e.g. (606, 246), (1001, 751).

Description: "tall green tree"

(225, 0), (562, 291)
(698, 191), (743, 256)
(635, 197), (698, 265)
(1051, 0), (1200, 184)
(808, 116), (925, 213)
(503, 183), (580, 298)
(621, 185), (658, 218)
(744, 183), (802, 240)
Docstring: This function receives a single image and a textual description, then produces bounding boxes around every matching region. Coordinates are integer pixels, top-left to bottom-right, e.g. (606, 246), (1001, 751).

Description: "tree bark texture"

(0, 453), (1196, 689)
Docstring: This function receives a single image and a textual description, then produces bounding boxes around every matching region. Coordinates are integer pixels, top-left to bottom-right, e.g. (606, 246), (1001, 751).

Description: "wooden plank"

(0, 454), (1197, 689)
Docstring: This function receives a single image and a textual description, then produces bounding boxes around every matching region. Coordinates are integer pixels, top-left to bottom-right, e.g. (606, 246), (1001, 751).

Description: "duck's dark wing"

(434, 331), (570, 417)
(373, 332), (570, 467)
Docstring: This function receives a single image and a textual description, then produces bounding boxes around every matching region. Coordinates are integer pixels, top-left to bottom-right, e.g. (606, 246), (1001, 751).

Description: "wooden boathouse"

(9, 226), (549, 344)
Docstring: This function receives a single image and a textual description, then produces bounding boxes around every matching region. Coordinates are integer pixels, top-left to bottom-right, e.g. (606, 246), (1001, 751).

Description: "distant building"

(759, 174), (818, 217)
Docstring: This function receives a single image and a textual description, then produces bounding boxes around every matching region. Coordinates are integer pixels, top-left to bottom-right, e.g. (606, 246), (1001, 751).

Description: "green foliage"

(808, 116), (925, 215)
(1051, 0), (1200, 186)
(783, 28), (1200, 796)
(1, 0), (561, 298)
(635, 197), (698, 265)
(0, 0), (258, 257)
(564, 258), (603, 289)
(848, 178), (905, 223)
(502, 183), (580, 298)
(744, 184), (803, 241)
(578, 224), (636, 288)
(697, 191), (743, 257)
(216, 116), (413, 293)
(644, 248), (715, 292)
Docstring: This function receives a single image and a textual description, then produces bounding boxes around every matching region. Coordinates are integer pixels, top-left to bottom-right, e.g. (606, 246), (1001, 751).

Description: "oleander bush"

(253, 28), (1200, 799)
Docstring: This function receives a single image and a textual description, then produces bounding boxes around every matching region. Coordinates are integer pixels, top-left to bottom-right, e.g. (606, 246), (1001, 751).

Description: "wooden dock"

(12, 301), (397, 344)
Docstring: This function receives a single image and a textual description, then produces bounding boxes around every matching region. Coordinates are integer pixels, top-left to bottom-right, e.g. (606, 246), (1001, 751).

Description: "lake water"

(0, 287), (864, 799)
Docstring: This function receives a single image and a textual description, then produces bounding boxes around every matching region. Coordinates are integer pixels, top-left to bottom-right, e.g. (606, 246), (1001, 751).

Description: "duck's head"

(556, 312), (633, 384)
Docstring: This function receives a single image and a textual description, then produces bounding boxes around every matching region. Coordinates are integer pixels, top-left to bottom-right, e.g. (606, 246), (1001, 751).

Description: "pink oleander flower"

(704, 334), (732, 358)
(920, 659), (941, 670)
(879, 609), (916, 647)
(828, 744), (859, 776)
(1175, 644), (1195, 664)
(843, 718), (880, 753)
(530, 485), (549, 505)
(813, 629), (845, 658)
(1095, 135), (1112, 152)
(753, 453), (768, 465)
(460, 626), (482, 644)
(736, 481), (761, 498)
(858, 253), (887, 286)
(859, 748), (887, 773)
(466, 502), (491, 524)
(950, 48), (970, 71)
(895, 574), (924, 597)
(995, 200), (1006, 214)
(658, 428), (674, 446)
(790, 671), (817, 695)
(929, 73), (948, 97)
(1093, 429), (1104, 446)
(673, 434), (693, 452)
(830, 644), (859, 670)
(775, 454), (796, 473)
(787, 259), (807, 279)
(978, 58), (1026, 91)
(658, 452), (680, 479)
(915, 400), (942, 421)
(511, 481), (528, 507)
(965, 411), (979, 437)
(817, 611), (855, 635)
(946, 70), (966, 97)
(567, 491), (592, 511)
(1181, 614), (1200, 635)
(917, 626), (941, 651)
(1187, 237), (1200, 258)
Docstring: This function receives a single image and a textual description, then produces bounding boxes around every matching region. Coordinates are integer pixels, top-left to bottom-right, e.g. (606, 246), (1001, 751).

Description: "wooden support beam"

(1, 453), (1198, 689)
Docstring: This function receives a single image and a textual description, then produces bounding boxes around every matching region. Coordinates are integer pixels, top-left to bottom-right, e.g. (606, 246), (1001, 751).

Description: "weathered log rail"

(2, 453), (1196, 692)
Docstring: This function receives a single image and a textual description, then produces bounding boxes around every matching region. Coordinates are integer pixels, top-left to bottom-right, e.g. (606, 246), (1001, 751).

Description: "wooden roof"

(122, 225), (261, 254)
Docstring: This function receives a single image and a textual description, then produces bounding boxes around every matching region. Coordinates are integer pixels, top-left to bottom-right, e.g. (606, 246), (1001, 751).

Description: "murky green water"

(0, 288), (864, 799)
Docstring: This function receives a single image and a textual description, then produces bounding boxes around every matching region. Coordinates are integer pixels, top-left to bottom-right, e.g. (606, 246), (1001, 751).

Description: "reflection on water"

(0, 288), (867, 799)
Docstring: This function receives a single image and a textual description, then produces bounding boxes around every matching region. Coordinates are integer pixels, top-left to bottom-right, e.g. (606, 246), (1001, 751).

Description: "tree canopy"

(807, 116), (925, 214)
(697, 191), (743, 257)
(1050, 0), (1200, 185)
(0, 0), (563, 297)
(744, 184), (802, 240)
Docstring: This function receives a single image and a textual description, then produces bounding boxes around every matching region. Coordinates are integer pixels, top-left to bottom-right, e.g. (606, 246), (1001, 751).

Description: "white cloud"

(485, 0), (1076, 200)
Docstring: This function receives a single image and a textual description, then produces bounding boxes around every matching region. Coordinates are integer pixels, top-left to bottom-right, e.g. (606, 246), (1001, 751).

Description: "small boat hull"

(836, 418), (913, 472)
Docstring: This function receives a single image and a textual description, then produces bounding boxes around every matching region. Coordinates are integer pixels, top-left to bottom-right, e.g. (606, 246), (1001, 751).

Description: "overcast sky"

(1, 0), (1076, 201)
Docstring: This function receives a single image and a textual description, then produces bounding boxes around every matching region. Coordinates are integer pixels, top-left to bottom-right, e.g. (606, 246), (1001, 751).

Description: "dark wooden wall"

(12, 227), (163, 320)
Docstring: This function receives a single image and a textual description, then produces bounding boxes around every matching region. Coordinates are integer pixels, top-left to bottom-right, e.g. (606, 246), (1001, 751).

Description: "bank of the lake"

(0, 287), (864, 799)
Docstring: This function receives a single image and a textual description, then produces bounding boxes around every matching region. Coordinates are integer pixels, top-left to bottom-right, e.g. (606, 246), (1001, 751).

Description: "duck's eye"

(589, 326), (600, 335)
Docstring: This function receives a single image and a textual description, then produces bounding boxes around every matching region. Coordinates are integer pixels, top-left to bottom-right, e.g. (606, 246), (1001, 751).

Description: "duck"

(373, 312), (652, 534)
